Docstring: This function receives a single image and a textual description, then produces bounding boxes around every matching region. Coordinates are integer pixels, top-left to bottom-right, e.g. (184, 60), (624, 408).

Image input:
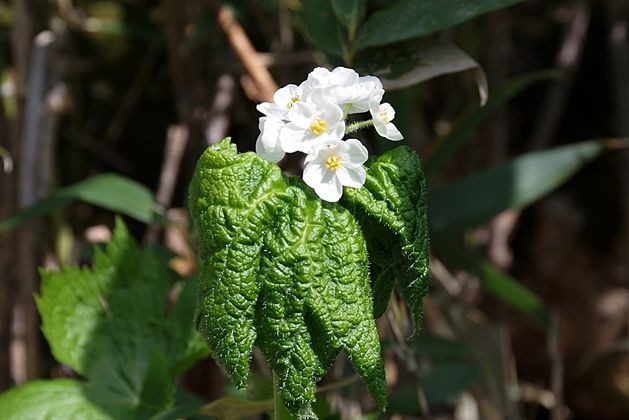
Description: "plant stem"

(345, 119), (373, 134)
(272, 370), (280, 420)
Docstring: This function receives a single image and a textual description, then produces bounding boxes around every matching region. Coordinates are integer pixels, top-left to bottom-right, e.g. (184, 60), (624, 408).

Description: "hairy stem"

(345, 119), (373, 134)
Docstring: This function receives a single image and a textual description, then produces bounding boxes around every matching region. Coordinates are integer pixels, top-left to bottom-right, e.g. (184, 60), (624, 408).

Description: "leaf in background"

(0, 379), (110, 420)
(413, 334), (475, 360)
(429, 140), (609, 234)
(343, 146), (430, 335)
(200, 397), (273, 420)
(434, 237), (549, 323)
(354, 0), (524, 49)
(357, 41), (487, 102)
(189, 138), (386, 416)
(0, 173), (162, 233)
(475, 258), (548, 324)
(425, 70), (559, 174)
(421, 361), (482, 405)
(31, 219), (208, 419)
(301, 0), (345, 57)
(331, 0), (365, 41)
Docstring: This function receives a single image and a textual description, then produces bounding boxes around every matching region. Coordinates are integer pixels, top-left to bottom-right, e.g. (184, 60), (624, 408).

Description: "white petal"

(336, 165), (365, 189)
(330, 67), (359, 86)
(273, 84), (300, 108)
(288, 102), (316, 128)
(383, 122), (404, 141)
(373, 115), (388, 139)
(305, 67), (332, 91)
(279, 124), (309, 153)
(380, 102), (396, 121)
(343, 139), (369, 165)
(257, 102), (286, 119)
(314, 175), (343, 202)
(303, 161), (326, 187)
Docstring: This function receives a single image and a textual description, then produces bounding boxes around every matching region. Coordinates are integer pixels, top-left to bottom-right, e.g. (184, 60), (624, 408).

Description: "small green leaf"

(355, 0), (524, 49)
(0, 379), (109, 420)
(200, 397), (273, 420)
(422, 361), (482, 405)
(343, 146), (430, 335)
(331, 0), (365, 41)
(433, 238), (548, 323)
(0, 173), (161, 233)
(425, 70), (559, 174)
(429, 140), (608, 234)
(301, 0), (345, 57)
(189, 138), (386, 416)
(475, 258), (548, 324)
(356, 40), (487, 99)
(34, 219), (208, 418)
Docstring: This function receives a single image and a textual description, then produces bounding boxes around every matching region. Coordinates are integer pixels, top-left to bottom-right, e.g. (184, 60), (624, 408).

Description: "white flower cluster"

(255, 67), (403, 202)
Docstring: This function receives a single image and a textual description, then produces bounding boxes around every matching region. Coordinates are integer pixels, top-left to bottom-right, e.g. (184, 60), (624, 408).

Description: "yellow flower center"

(309, 117), (327, 136)
(325, 155), (342, 171)
(286, 96), (299, 109)
(379, 109), (389, 124)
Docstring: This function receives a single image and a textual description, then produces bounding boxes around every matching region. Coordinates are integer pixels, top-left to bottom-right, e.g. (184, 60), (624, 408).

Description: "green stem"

(345, 119), (373, 134)
(273, 370), (280, 420)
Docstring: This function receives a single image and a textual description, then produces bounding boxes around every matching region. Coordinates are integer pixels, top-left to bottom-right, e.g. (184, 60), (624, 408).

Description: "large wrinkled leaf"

(189, 138), (387, 417)
(30, 220), (208, 419)
(343, 146), (430, 335)
(429, 140), (608, 234)
(355, 0), (524, 49)
(0, 173), (161, 233)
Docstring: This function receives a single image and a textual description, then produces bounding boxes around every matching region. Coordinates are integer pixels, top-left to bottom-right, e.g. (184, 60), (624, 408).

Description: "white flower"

(304, 67), (383, 114)
(279, 95), (345, 154)
(255, 117), (285, 162)
(303, 139), (368, 202)
(256, 83), (305, 120)
(369, 92), (403, 141)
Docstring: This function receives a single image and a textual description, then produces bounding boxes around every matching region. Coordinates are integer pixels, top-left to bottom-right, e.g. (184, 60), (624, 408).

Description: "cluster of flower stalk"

(256, 67), (403, 202)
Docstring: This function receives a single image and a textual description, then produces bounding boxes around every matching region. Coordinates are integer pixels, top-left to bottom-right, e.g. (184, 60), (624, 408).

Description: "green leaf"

(0, 379), (109, 420)
(343, 146), (430, 336)
(422, 361), (482, 405)
(331, 0), (365, 41)
(429, 140), (608, 234)
(475, 258), (548, 324)
(0, 173), (161, 233)
(189, 138), (387, 417)
(432, 238), (548, 323)
(150, 388), (208, 420)
(34, 219), (208, 418)
(200, 397), (273, 420)
(356, 40), (487, 99)
(355, 0), (524, 49)
(425, 71), (559, 174)
(301, 0), (345, 57)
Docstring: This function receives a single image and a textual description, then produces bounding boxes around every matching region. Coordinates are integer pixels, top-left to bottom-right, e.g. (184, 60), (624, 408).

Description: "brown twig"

(209, 0), (278, 102)
(13, 30), (60, 384)
(204, 74), (235, 146)
(547, 309), (565, 420)
(145, 125), (189, 243)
